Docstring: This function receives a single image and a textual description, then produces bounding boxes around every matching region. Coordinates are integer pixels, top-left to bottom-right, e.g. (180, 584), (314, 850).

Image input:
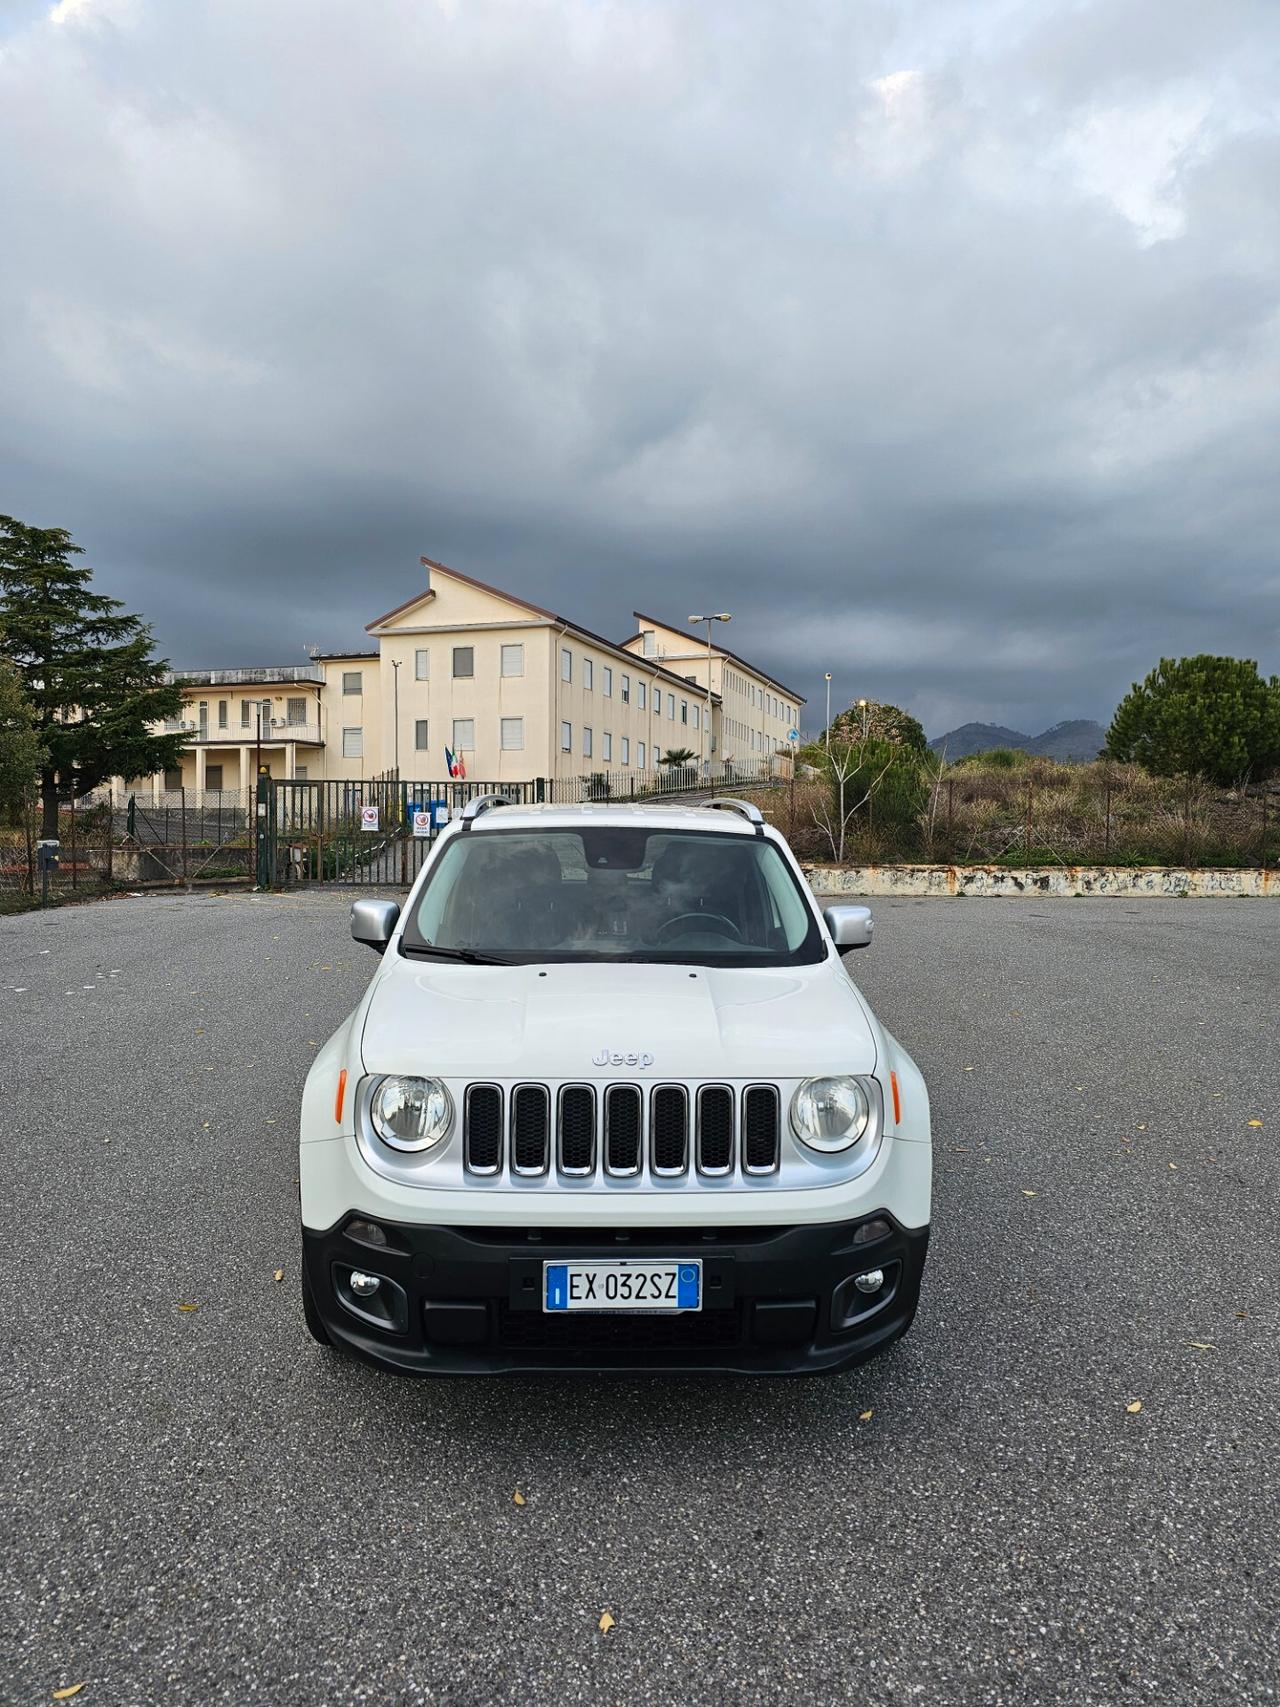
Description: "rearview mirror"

(351, 897), (400, 954)
(822, 903), (873, 950)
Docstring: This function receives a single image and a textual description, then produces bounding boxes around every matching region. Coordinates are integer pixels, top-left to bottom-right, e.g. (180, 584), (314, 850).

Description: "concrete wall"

(803, 863), (1280, 898)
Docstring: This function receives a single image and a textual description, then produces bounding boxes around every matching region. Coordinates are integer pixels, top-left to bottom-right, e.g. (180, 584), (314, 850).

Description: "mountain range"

(928, 719), (1107, 763)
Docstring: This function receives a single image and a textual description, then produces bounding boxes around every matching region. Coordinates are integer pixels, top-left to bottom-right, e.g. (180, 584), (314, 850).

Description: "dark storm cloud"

(2, 0), (1278, 735)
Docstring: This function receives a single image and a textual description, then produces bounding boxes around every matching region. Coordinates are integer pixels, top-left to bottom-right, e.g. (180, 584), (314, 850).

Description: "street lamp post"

(391, 658), (401, 773)
(857, 697), (870, 741)
(824, 673), (833, 748)
(688, 613), (731, 787)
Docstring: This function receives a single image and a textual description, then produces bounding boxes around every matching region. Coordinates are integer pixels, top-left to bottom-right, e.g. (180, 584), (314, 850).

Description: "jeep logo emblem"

(593, 1048), (655, 1070)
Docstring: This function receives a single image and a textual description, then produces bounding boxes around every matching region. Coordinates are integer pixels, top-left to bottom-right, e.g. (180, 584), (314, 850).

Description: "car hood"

(360, 957), (878, 1082)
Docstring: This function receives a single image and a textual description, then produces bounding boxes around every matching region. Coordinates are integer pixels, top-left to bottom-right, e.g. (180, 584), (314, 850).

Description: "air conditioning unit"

(181, 720), (196, 731)
(271, 717), (287, 728)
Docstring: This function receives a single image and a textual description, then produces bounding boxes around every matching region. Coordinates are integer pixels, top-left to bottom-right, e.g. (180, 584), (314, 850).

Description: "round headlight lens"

(790, 1076), (872, 1152)
(370, 1075), (453, 1152)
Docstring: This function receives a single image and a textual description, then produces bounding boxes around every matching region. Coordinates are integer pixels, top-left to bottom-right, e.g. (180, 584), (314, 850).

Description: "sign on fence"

(360, 805), (379, 833)
(412, 809), (432, 838)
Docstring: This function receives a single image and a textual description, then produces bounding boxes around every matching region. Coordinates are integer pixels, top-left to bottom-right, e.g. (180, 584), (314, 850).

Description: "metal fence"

(0, 762), (788, 908)
(266, 777), (545, 886)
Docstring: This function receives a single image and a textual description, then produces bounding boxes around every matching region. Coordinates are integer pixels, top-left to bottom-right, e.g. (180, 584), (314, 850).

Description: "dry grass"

(750, 759), (1279, 867)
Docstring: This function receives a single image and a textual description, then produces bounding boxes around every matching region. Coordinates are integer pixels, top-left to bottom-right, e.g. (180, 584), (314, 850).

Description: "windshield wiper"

(400, 943), (513, 966)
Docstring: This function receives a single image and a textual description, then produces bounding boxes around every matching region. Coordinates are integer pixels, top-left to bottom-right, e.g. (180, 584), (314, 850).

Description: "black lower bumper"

(301, 1213), (929, 1375)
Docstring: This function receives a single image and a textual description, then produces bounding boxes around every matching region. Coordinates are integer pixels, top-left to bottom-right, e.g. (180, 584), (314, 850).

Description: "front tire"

(301, 1258), (332, 1346)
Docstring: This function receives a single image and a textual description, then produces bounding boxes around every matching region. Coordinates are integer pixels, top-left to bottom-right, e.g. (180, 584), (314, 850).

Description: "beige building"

(135, 559), (803, 793)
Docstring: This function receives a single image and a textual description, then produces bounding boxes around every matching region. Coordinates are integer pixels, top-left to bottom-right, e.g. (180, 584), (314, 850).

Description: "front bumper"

(301, 1213), (929, 1375)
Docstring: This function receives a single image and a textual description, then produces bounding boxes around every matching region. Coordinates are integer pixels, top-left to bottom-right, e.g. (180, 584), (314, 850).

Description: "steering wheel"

(656, 911), (743, 942)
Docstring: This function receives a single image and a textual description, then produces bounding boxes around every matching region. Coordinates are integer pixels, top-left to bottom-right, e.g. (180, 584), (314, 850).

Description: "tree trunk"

(40, 769), (60, 840)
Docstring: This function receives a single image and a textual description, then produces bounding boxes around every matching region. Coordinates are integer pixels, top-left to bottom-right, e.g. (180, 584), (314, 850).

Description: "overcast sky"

(2, 0), (1278, 736)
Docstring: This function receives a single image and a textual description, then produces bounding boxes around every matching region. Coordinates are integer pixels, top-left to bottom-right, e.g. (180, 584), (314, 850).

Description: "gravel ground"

(1, 889), (1277, 1707)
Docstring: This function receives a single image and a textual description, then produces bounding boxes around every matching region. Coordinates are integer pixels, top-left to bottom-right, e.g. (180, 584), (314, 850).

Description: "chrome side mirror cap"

(351, 897), (401, 954)
(822, 903), (873, 950)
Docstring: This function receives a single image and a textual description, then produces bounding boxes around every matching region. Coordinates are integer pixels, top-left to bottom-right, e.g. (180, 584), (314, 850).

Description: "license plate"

(543, 1259), (702, 1314)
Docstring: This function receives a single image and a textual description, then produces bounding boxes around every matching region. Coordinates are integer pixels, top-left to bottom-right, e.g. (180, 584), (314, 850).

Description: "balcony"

(164, 721), (324, 746)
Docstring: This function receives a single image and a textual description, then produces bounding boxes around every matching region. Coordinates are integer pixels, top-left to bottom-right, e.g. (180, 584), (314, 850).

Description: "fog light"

(347, 1218), (389, 1248)
(852, 1219), (891, 1245)
(350, 1271), (382, 1298)
(853, 1268), (885, 1295)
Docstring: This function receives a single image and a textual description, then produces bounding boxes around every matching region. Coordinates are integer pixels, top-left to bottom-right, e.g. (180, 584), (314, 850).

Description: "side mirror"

(351, 898), (400, 954)
(822, 903), (873, 950)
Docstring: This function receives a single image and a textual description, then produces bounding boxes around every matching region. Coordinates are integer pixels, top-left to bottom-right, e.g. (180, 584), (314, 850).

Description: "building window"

(501, 644), (524, 677)
(583, 658), (593, 691)
(621, 673), (630, 704)
(638, 741), (646, 770)
(217, 699), (228, 729)
(560, 721), (572, 752)
(654, 691), (661, 718)
(452, 719), (475, 751)
(287, 697), (306, 725)
(240, 699), (252, 728)
(342, 671), (362, 695)
(415, 719), (429, 751)
(667, 693), (675, 719)
(561, 648), (572, 683)
(197, 700), (209, 734)
(621, 737), (630, 765)
(691, 705), (699, 731)
(206, 764), (223, 790)
(164, 767), (183, 791)
(342, 727), (363, 758)
(637, 682), (645, 711)
(502, 717), (524, 751)
(603, 666), (612, 697)
(452, 647), (474, 679)
(681, 700), (688, 724)
(642, 629), (656, 657)
(296, 766), (308, 780)
(602, 732), (612, 762)
(415, 649), (429, 680)
(583, 726), (593, 758)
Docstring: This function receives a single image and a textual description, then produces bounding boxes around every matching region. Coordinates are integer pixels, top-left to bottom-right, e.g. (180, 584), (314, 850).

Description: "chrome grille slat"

(604, 1084), (643, 1176)
(742, 1084), (781, 1175)
(463, 1084), (503, 1175)
(696, 1085), (734, 1176)
(558, 1084), (596, 1176)
(511, 1084), (551, 1176)
(650, 1085), (689, 1176)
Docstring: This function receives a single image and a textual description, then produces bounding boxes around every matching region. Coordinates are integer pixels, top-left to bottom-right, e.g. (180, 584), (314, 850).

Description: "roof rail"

(460, 793), (514, 831)
(700, 798), (764, 833)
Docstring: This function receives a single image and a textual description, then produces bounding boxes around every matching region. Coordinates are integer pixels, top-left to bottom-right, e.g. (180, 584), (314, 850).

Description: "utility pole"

(689, 613), (731, 782)
(858, 697), (870, 741)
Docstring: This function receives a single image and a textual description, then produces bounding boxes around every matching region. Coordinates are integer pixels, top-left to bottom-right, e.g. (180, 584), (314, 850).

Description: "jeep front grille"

(462, 1081), (780, 1182)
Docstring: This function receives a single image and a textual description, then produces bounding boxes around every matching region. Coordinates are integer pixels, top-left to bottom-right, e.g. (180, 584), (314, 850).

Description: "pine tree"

(0, 516), (186, 835)
(0, 658), (44, 816)
(1105, 655), (1280, 786)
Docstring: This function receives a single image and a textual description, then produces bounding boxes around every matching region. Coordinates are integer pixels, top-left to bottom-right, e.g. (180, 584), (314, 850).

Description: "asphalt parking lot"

(2, 889), (1277, 1706)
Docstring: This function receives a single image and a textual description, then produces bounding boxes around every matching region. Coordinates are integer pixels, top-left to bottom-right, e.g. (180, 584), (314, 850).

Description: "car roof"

(462, 801), (774, 837)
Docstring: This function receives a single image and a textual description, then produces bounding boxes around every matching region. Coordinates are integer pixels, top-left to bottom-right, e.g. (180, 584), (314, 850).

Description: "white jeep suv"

(299, 796), (931, 1374)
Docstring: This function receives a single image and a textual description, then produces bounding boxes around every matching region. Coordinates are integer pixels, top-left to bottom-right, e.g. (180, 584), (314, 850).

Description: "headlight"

(790, 1076), (872, 1152)
(369, 1075), (453, 1152)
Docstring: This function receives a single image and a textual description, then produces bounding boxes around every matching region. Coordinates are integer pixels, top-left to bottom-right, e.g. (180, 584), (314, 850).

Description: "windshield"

(401, 826), (826, 967)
